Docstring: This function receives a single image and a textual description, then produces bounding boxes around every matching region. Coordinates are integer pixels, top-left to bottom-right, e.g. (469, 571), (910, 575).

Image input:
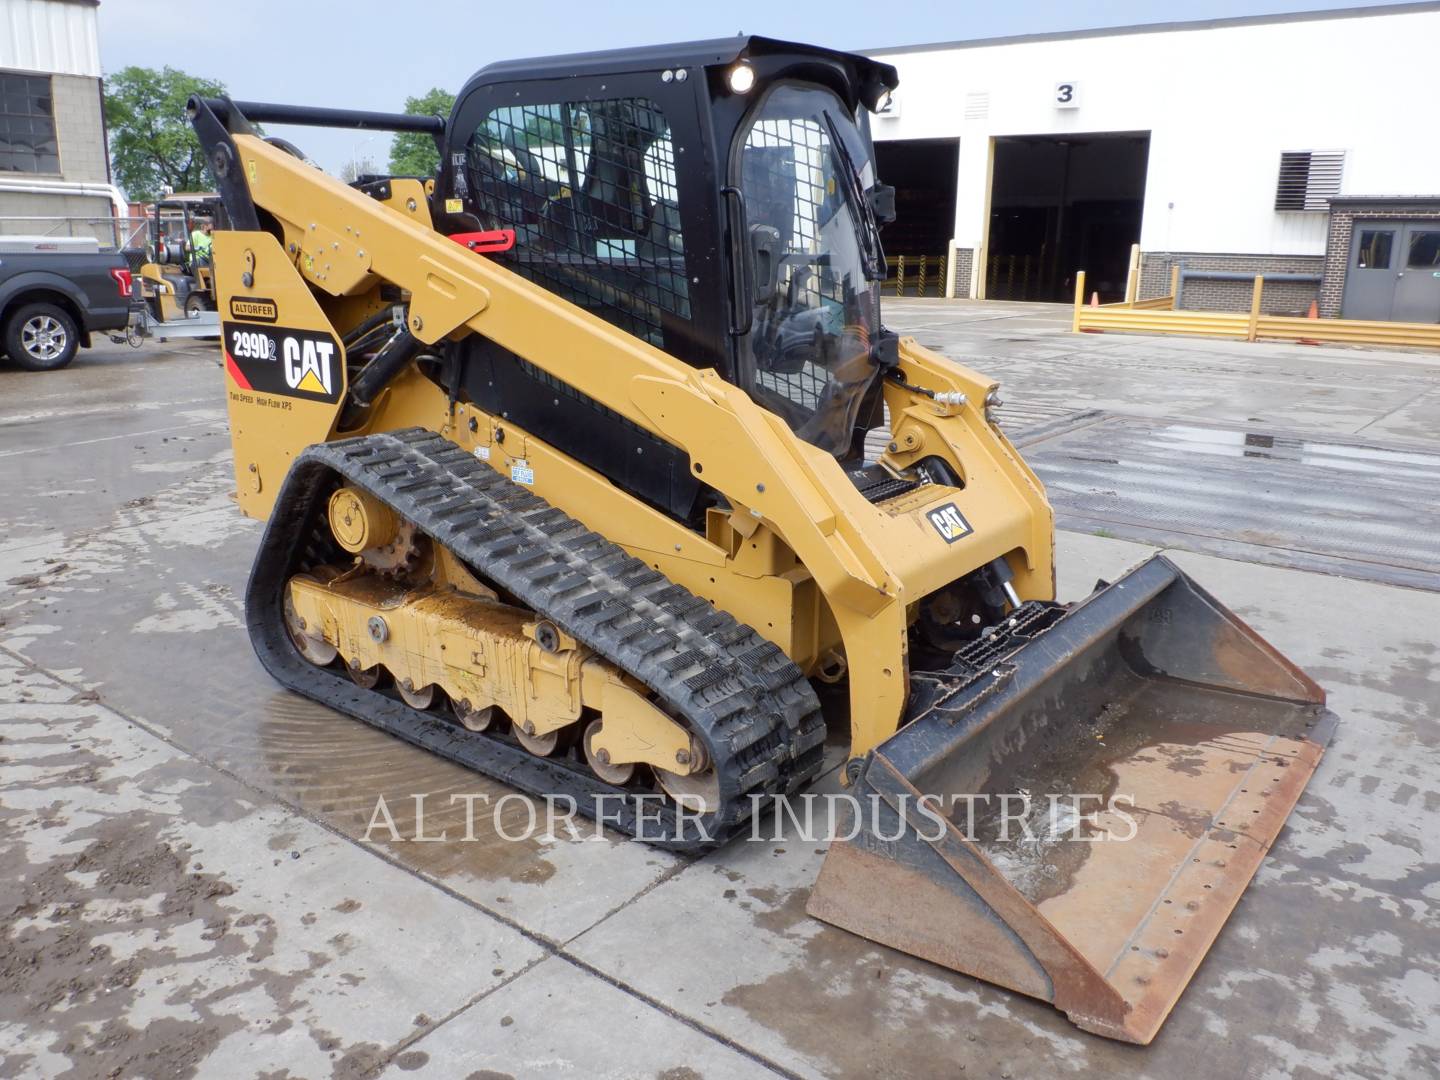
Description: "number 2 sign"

(1054, 81), (1080, 108)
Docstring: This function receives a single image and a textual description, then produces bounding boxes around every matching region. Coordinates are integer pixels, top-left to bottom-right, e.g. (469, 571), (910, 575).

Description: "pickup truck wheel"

(5, 303), (80, 371)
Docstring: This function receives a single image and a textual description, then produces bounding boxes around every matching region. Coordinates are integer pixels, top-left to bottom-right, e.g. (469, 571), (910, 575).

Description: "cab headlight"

(727, 63), (755, 94)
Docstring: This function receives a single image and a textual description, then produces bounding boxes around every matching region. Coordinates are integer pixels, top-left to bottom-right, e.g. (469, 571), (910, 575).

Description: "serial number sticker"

(473, 445), (490, 461)
(510, 461), (534, 485)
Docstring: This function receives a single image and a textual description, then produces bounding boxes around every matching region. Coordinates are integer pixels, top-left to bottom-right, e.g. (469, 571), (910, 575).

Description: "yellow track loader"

(190, 36), (1334, 1044)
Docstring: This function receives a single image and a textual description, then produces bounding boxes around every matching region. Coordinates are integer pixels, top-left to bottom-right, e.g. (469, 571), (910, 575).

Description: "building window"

(1274, 150), (1344, 211)
(1354, 229), (1394, 270)
(1406, 230), (1440, 270)
(0, 72), (60, 174)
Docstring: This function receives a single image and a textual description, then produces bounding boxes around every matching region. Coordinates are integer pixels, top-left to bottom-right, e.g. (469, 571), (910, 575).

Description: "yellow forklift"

(137, 193), (225, 335)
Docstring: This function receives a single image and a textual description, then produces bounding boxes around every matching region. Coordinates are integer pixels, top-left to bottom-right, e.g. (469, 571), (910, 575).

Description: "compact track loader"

(191, 37), (1335, 1044)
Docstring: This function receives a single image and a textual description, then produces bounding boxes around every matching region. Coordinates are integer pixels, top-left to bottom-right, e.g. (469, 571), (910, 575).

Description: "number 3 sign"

(1054, 81), (1080, 108)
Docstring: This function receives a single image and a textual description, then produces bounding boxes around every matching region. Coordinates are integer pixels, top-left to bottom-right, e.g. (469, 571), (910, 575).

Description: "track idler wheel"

(452, 698), (496, 732)
(347, 660), (382, 688)
(284, 575), (337, 665)
(654, 741), (717, 812)
(397, 680), (435, 710)
(515, 720), (560, 757)
(583, 718), (635, 785)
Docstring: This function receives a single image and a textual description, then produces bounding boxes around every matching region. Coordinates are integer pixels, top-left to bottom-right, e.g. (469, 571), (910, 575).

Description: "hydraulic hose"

(347, 328), (423, 409)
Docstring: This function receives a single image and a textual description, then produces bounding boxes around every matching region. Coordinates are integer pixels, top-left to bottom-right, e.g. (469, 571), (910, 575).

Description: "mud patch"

(0, 811), (248, 1077)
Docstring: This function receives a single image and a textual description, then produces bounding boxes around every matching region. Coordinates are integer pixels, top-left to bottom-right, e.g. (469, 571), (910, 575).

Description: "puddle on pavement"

(248, 690), (567, 888)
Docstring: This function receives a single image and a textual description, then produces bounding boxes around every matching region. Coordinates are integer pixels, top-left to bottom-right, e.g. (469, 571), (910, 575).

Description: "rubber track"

(245, 428), (826, 849)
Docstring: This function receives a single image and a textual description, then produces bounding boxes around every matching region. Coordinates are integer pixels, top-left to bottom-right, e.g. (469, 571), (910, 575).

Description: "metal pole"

(1247, 276), (1264, 342)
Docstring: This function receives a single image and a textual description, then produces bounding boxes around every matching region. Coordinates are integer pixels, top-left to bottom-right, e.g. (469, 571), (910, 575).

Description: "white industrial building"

(866, 3), (1440, 321)
(0, 0), (127, 232)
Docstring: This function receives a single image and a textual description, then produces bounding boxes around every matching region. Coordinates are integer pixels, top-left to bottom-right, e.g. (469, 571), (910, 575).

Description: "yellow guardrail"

(1255, 316), (1440, 348)
(1072, 268), (1440, 350)
(891, 253), (951, 298)
(1128, 295), (1178, 311)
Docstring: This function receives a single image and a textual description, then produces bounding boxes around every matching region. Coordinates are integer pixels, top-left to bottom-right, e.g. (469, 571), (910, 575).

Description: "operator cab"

(437, 37), (898, 498)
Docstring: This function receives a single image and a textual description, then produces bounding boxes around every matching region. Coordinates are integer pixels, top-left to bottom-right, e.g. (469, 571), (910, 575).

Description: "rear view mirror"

(868, 183), (896, 225)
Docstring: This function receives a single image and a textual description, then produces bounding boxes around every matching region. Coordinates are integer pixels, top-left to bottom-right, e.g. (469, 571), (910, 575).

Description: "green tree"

(388, 88), (454, 177)
(105, 66), (227, 202)
(521, 109), (566, 148)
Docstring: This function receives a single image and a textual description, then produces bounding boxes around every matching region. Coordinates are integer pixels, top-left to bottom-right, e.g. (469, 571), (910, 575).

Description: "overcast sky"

(100, 0), (1403, 176)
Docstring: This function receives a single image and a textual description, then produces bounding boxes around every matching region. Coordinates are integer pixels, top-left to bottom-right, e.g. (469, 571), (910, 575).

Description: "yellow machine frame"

(217, 133), (1053, 763)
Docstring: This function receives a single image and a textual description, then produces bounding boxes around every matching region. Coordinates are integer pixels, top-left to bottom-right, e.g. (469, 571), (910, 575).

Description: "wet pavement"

(2, 311), (1438, 1078)
(1018, 412), (1440, 590)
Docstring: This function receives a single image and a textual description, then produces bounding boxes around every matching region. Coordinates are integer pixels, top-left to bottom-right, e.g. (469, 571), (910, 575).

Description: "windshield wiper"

(823, 114), (883, 280)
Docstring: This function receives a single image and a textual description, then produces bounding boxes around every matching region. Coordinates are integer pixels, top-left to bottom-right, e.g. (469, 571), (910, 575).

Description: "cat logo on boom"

(283, 336), (335, 397)
(926, 502), (972, 543)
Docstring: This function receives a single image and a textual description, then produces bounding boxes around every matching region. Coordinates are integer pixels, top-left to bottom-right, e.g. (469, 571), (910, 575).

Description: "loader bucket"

(808, 555), (1335, 1044)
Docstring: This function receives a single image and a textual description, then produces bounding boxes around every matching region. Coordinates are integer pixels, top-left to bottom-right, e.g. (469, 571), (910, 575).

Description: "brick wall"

(951, 247), (973, 297)
(52, 74), (108, 184)
(1138, 252), (1325, 314)
(1320, 201), (1440, 318)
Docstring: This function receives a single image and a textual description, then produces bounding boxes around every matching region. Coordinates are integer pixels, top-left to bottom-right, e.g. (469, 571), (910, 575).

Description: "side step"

(807, 555), (1336, 1043)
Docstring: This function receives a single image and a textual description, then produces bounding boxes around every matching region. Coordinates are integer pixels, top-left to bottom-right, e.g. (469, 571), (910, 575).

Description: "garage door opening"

(986, 132), (1149, 302)
(875, 138), (958, 294)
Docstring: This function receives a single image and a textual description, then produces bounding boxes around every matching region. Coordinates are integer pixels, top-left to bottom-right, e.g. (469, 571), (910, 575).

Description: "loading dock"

(984, 132), (1149, 303)
(873, 137), (958, 290)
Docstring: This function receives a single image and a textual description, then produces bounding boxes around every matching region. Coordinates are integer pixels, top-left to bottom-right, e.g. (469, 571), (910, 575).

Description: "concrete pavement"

(1, 310), (1436, 1078)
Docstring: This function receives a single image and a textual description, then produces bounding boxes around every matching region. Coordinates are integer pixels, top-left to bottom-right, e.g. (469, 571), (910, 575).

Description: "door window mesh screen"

(463, 99), (689, 347)
(736, 84), (881, 458)
(743, 116), (836, 412)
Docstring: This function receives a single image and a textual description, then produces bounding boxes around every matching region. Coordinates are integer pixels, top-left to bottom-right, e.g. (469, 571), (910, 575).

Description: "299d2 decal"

(223, 321), (343, 404)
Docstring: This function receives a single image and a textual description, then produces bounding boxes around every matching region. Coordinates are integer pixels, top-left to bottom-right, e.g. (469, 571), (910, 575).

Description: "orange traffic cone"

(1090, 292), (1100, 306)
(1299, 299), (1321, 345)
